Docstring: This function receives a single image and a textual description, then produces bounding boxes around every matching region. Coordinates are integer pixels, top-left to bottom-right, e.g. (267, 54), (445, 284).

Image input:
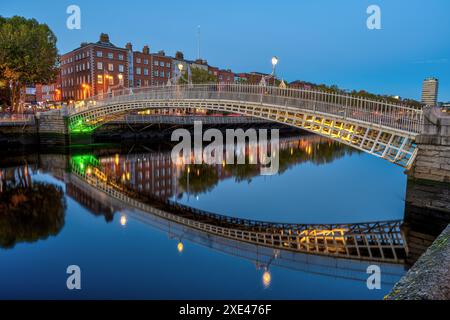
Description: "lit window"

(97, 75), (103, 84)
(108, 63), (114, 71)
(109, 76), (114, 85)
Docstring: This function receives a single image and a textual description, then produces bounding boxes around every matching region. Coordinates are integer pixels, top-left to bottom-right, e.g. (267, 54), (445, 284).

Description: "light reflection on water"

(0, 134), (409, 299)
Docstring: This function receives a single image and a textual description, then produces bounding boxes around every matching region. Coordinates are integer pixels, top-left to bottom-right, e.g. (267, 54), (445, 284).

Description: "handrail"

(68, 83), (424, 134)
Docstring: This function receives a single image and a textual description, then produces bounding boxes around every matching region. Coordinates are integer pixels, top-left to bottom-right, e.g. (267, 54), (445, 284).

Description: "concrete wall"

(411, 107), (450, 182)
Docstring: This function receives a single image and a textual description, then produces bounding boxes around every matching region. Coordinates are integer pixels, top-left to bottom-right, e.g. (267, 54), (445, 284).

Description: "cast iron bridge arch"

(67, 84), (423, 168)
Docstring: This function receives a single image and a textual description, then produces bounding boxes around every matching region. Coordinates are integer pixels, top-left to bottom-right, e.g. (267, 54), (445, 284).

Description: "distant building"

(289, 80), (312, 90)
(421, 77), (439, 106)
(35, 76), (61, 104)
(208, 65), (219, 78)
(218, 69), (234, 83)
(127, 45), (172, 87)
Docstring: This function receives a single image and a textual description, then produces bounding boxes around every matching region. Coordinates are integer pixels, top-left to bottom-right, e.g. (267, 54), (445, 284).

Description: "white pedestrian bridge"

(67, 84), (424, 168)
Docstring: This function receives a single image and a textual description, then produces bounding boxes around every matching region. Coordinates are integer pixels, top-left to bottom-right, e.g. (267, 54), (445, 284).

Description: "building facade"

(421, 77), (439, 106)
(60, 33), (128, 101)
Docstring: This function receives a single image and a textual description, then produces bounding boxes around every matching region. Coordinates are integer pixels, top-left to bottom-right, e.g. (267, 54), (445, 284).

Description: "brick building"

(36, 75), (62, 104)
(60, 33), (128, 101)
(217, 69), (234, 83)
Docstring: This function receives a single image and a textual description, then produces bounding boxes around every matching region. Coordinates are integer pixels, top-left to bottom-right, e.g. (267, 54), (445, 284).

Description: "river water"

(0, 132), (410, 299)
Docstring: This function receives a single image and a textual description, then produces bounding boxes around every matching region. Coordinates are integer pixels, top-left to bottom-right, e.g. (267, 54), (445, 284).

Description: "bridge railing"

(72, 83), (423, 134)
(0, 113), (35, 126)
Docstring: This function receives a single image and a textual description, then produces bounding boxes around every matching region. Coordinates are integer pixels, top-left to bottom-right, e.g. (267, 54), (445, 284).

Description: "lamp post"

(260, 56), (279, 87)
(271, 56), (278, 86)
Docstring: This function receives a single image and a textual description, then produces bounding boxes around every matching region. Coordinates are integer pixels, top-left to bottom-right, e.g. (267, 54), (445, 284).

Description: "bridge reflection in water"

(63, 136), (408, 286)
(3, 135), (448, 289)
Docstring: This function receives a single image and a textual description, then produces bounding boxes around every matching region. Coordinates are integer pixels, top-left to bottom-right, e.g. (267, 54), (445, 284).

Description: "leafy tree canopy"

(0, 16), (59, 111)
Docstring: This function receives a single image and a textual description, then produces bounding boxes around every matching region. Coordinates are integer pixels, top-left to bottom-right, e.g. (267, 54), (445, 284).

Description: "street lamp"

(271, 56), (278, 85)
(178, 63), (184, 72)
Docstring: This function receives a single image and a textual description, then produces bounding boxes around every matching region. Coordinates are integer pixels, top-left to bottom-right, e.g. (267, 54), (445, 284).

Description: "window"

(159, 61), (164, 67)
(118, 54), (124, 61)
(108, 52), (113, 59)
(144, 68), (149, 76)
(144, 59), (148, 65)
(118, 64), (124, 72)
(109, 76), (114, 85)
(96, 51), (103, 57)
(136, 79), (141, 87)
(160, 71), (165, 77)
(97, 62), (103, 70)
(153, 70), (159, 77)
(108, 63), (114, 71)
(166, 62), (171, 68)
(136, 67), (141, 75)
(97, 75), (103, 84)
(154, 60), (159, 66)
(136, 58), (141, 63)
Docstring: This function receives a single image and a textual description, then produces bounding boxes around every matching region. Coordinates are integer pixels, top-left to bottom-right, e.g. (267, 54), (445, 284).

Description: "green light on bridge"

(69, 119), (95, 133)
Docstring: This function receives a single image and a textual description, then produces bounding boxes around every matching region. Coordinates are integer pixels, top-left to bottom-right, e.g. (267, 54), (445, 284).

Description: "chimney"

(143, 45), (150, 55)
(175, 51), (184, 60)
(157, 50), (165, 56)
(99, 33), (110, 43)
(125, 42), (133, 51)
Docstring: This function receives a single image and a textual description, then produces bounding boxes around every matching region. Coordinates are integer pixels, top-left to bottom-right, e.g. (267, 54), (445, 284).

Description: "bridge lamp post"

(271, 56), (278, 86)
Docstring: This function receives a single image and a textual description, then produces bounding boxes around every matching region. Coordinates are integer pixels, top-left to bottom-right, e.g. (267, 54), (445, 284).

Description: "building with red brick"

(36, 75), (62, 104)
(217, 69), (234, 83)
(127, 44), (172, 88)
(150, 51), (172, 86)
(60, 33), (128, 101)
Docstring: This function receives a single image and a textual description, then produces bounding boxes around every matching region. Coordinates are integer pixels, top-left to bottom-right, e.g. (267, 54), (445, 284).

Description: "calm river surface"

(0, 133), (408, 299)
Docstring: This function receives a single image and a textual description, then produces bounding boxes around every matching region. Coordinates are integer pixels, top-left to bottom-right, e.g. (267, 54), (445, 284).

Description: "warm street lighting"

(178, 63), (183, 72)
(120, 215), (127, 226)
(271, 56), (278, 67)
(262, 270), (271, 288)
(177, 242), (184, 253)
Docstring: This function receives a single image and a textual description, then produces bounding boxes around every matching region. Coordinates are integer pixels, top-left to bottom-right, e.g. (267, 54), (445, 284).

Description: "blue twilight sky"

(1, 0), (449, 101)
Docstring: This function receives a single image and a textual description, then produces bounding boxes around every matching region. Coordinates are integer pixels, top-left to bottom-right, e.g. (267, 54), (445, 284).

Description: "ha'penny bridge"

(69, 155), (407, 265)
(64, 84), (423, 168)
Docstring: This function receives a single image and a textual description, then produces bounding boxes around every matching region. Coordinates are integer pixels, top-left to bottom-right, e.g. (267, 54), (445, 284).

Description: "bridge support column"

(36, 112), (70, 145)
(410, 107), (450, 183)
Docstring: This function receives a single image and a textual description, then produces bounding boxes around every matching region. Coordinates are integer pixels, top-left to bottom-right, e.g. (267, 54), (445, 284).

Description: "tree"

(0, 16), (59, 112)
(179, 67), (217, 84)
